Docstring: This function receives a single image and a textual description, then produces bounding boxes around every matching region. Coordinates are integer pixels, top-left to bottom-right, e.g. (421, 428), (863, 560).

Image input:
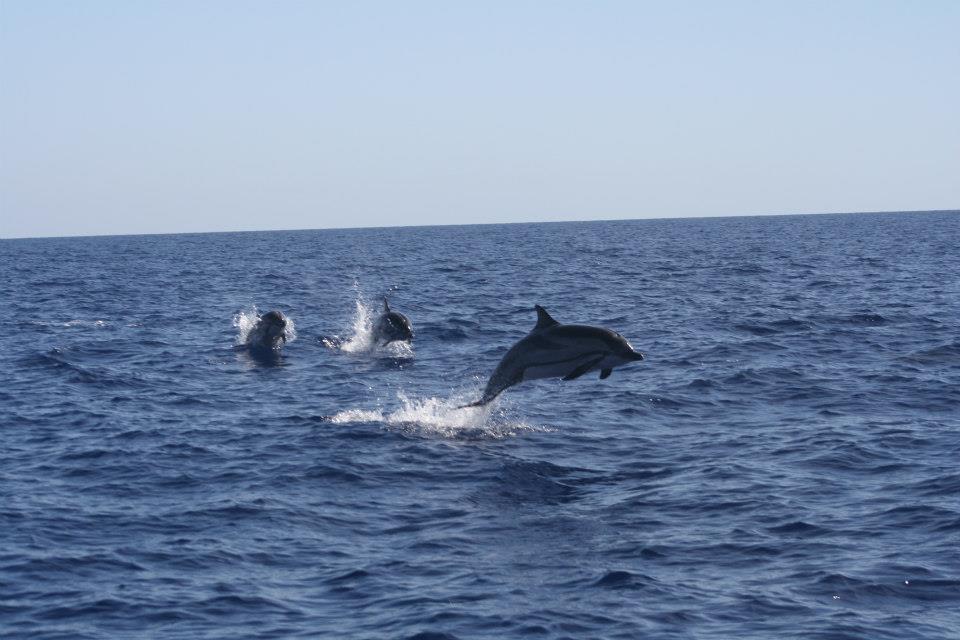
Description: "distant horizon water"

(3, 207), (957, 241)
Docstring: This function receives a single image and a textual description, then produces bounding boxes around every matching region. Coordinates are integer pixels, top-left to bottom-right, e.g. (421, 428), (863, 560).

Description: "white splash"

(327, 391), (546, 439)
(338, 298), (375, 353)
(233, 306), (296, 346)
(60, 319), (108, 328)
(233, 308), (260, 345)
(328, 408), (384, 424)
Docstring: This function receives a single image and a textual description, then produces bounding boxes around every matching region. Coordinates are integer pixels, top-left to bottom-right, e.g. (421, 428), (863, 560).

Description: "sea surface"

(1, 212), (959, 639)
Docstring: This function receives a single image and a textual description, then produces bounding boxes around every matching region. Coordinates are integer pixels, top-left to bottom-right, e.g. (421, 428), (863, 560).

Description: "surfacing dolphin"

(246, 310), (289, 352)
(372, 298), (413, 345)
(459, 305), (644, 407)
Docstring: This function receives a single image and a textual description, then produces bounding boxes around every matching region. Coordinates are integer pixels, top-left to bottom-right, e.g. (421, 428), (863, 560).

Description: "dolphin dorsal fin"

(383, 297), (390, 312)
(533, 305), (559, 331)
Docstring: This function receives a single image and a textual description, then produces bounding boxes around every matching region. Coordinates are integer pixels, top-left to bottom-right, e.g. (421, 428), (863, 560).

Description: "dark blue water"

(2, 212), (959, 639)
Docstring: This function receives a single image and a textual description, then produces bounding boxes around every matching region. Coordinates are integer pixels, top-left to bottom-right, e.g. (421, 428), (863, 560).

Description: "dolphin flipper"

(599, 368), (612, 379)
(562, 357), (604, 381)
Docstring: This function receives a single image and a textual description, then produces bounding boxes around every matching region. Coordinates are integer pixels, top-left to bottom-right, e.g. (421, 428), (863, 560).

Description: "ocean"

(1, 211), (958, 639)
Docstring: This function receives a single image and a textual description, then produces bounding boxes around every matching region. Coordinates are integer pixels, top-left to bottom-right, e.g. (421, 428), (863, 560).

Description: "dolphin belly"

(522, 352), (606, 382)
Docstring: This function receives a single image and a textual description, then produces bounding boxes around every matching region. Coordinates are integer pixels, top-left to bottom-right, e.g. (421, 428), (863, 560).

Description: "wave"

(27, 318), (109, 330)
(19, 348), (149, 388)
(901, 340), (960, 363)
(734, 318), (814, 336)
(822, 312), (888, 326)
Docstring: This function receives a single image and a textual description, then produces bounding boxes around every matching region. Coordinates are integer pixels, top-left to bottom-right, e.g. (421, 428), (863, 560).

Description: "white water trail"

(56, 319), (108, 328)
(327, 390), (546, 439)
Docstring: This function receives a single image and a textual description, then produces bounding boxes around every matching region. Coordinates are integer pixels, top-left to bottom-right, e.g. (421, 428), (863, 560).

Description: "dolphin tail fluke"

(455, 398), (490, 409)
(383, 297), (390, 312)
(457, 372), (514, 409)
(455, 390), (500, 409)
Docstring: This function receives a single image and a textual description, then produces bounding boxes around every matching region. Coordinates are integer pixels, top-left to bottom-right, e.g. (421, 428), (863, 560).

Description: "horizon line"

(2, 208), (957, 241)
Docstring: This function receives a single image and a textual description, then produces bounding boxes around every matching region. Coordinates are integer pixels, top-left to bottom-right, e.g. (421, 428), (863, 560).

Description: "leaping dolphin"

(246, 310), (289, 352)
(372, 298), (414, 345)
(459, 305), (644, 407)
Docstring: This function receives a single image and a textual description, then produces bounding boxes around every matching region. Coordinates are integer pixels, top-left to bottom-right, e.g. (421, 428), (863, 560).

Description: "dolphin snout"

(630, 351), (644, 361)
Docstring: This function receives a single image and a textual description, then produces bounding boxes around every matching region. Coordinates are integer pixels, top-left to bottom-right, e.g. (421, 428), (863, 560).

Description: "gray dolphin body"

(372, 298), (414, 345)
(461, 305), (644, 407)
(246, 310), (288, 352)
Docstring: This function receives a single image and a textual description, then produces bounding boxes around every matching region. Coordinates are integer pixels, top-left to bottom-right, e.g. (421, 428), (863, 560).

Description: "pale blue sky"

(1, 1), (957, 238)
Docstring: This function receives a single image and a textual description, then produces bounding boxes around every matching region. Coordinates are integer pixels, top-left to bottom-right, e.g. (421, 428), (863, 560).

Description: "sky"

(1, 1), (958, 238)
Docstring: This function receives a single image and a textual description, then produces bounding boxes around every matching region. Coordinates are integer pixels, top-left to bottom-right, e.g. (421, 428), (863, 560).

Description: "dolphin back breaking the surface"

(460, 305), (644, 407)
(372, 298), (414, 345)
(245, 310), (289, 352)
